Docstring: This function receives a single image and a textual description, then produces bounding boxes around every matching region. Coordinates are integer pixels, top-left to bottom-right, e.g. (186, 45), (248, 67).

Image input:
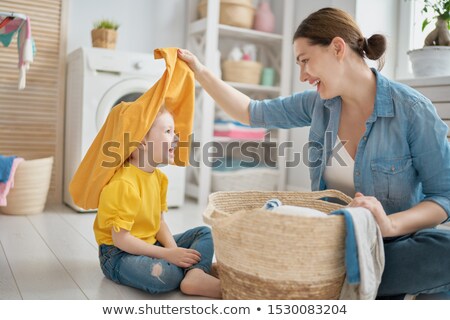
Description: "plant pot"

(91, 29), (117, 49)
(0, 157), (54, 215)
(407, 46), (450, 77)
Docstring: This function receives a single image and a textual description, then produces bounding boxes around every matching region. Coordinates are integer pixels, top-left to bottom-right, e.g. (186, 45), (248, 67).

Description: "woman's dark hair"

(293, 7), (386, 70)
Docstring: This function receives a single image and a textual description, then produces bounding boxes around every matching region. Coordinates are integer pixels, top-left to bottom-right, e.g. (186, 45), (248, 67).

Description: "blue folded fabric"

(0, 155), (16, 183)
(331, 208), (360, 284)
(263, 199), (282, 210)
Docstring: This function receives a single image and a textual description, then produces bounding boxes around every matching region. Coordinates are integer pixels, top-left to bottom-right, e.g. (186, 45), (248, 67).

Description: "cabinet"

(400, 76), (450, 141)
(185, 0), (294, 206)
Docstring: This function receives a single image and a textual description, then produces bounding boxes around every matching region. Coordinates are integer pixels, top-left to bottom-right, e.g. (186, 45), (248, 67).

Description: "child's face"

(144, 111), (177, 166)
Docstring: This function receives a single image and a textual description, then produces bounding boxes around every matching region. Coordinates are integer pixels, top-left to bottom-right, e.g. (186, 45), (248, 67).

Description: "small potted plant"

(408, 0), (450, 77)
(91, 19), (120, 49)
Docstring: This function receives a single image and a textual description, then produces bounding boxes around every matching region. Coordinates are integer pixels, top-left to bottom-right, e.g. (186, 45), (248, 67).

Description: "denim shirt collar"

(323, 68), (395, 122)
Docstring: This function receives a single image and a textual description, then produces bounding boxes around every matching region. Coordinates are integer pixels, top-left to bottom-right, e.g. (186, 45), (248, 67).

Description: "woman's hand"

(177, 49), (205, 74)
(163, 247), (201, 268)
(348, 192), (396, 237)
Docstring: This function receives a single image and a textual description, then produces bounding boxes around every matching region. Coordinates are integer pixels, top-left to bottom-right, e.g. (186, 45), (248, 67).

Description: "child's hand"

(164, 247), (201, 268)
(177, 49), (205, 74)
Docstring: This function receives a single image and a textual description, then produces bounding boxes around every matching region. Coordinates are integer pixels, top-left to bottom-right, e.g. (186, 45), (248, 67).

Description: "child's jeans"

(98, 226), (214, 294)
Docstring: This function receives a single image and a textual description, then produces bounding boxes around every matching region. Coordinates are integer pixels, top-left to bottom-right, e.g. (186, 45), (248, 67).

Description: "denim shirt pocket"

(370, 156), (415, 201)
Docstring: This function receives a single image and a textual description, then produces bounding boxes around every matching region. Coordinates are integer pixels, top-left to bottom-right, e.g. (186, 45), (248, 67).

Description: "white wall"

(355, 0), (399, 79)
(66, 0), (187, 55)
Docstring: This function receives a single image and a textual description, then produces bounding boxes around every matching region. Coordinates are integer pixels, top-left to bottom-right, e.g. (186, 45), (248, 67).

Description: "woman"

(178, 7), (450, 298)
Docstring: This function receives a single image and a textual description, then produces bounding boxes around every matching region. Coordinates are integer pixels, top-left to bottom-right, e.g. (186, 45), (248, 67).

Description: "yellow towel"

(69, 48), (194, 210)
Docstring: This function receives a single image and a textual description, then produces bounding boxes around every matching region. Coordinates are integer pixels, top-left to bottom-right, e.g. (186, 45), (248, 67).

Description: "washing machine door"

(96, 78), (157, 131)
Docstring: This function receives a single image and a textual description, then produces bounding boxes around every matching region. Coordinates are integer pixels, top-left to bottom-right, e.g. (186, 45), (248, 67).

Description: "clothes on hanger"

(0, 12), (36, 90)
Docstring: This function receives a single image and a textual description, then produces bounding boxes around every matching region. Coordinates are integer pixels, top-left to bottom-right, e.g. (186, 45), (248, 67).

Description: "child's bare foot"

(180, 268), (222, 299)
(210, 263), (220, 279)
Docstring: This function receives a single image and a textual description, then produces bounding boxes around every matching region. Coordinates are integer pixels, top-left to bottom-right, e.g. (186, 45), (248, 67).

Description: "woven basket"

(203, 189), (353, 299)
(91, 29), (117, 49)
(198, 0), (255, 29)
(222, 60), (263, 84)
(0, 157), (53, 215)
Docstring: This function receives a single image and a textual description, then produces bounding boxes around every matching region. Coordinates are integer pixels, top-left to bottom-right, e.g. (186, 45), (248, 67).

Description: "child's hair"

(128, 105), (172, 162)
(146, 105), (172, 135)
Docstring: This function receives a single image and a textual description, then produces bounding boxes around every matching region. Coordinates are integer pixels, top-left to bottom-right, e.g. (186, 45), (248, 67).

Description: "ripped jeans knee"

(99, 244), (184, 294)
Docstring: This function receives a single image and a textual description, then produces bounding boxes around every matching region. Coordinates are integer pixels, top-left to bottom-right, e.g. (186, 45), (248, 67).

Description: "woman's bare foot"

(180, 268), (222, 299)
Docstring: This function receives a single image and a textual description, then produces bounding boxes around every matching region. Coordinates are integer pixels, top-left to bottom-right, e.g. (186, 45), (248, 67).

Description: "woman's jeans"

(377, 227), (450, 296)
(98, 226), (214, 294)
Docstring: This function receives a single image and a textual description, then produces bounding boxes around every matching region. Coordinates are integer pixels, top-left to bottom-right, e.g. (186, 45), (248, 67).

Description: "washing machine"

(64, 47), (186, 211)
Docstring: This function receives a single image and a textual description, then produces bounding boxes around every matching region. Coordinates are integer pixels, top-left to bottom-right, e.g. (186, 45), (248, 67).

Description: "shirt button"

(363, 136), (367, 141)
(391, 166), (395, 172)
(355, 171), (360, 176)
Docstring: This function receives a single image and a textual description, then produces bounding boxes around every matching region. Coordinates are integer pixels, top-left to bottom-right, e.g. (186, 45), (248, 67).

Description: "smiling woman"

(178, 6), (450, 299)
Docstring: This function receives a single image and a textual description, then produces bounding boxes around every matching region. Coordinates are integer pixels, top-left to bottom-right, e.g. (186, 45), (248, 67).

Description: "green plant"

(93, 19), (120, 30)
(421, 0), (450, 31)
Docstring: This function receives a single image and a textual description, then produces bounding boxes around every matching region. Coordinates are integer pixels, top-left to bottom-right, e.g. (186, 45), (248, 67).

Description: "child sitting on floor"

(94, 106), (221, 298)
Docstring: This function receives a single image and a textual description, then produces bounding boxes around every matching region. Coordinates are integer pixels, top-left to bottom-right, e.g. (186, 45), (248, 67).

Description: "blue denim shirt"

(249, 68), (450, 218)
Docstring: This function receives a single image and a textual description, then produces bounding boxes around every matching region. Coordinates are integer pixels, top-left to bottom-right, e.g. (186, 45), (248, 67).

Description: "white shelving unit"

(186, 0), (294, 206)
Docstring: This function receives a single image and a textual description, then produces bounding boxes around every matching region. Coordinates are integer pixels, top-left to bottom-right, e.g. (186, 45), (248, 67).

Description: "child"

(94, 107), (221, 298)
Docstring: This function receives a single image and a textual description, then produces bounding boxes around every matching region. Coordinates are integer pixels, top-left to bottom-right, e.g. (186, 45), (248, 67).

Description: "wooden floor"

(1, 199), (449, 300)
(0, 199), (209, 300)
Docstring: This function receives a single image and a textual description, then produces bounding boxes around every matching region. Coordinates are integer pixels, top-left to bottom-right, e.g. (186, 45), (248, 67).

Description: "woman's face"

(293, 37), (342, 99)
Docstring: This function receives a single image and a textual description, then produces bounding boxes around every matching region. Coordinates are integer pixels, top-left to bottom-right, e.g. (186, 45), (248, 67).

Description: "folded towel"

(263, 199), (328, 217)
(0, 157), (24, 206)
(0, 155), (16, 183)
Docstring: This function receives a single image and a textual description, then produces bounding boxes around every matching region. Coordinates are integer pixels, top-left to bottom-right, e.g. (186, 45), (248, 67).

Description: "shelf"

(225, 81), (281, 94)
(186, 0), (294, 206)
(196, 81), (280, 94)
(189, 19), (283, 45)
(213, 136), (278, 143)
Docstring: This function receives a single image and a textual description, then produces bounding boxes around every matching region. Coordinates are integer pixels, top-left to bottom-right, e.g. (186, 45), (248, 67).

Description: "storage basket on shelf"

(211, 167), (278, 192)
(198, 0), (255, 29)
(0, 157), (53, 215)
(222, 60), (262, 84)
(203, 189), (353, 299)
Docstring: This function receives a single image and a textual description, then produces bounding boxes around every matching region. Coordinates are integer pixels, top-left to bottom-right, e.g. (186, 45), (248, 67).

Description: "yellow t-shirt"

(93, 163), (168, 246)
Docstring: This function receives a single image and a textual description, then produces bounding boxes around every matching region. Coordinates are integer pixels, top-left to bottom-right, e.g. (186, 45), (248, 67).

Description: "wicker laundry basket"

(0, 157), (53, 215)
(204, 189), (353, 299)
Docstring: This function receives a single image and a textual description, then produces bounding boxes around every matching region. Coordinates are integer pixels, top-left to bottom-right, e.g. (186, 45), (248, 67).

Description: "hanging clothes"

(69, 48), (195, 210)
(0, 12), (36, 90)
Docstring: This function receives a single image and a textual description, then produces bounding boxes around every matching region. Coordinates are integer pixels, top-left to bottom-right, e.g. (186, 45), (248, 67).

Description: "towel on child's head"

(69, 48), (195, 210)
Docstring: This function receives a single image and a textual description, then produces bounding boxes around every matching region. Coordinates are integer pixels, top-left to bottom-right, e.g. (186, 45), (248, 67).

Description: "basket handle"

(310, 189), (353, 205)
